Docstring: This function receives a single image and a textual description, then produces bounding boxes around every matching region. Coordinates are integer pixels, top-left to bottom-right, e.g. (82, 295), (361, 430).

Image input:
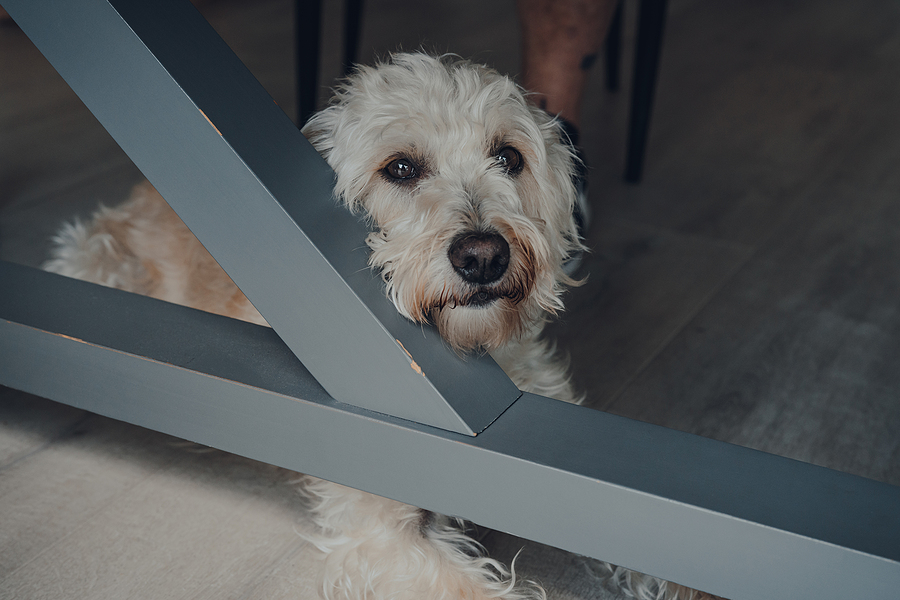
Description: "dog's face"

(303, 53), (582, 351)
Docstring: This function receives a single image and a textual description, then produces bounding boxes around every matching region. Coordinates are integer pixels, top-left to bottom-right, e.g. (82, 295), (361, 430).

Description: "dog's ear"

(299, 100), (370, 213)
(300, 110), (337, 158)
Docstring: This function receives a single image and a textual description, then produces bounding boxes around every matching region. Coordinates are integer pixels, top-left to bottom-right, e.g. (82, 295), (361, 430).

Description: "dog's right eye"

(495, 146), (524, 176)
(384, 157), (418, 181)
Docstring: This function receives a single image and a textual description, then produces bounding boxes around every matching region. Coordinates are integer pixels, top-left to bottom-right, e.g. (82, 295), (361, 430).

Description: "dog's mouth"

(433, 284), (528, 310)
(466, 289), (499, 307)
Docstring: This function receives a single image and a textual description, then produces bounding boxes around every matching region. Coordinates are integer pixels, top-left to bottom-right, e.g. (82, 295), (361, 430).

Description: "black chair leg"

(625, 0), (667, 183)
(296, 0), (322, 126)
(342, 0), (364, 77)
(605, 1), (624, 92)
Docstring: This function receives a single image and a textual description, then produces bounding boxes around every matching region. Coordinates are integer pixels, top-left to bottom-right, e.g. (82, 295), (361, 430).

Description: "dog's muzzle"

(448, 232), (510, 286)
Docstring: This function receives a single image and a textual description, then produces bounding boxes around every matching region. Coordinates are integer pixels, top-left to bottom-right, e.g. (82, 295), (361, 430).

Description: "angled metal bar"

(2, 0), (520, 435)
(1, 261), (898, 600)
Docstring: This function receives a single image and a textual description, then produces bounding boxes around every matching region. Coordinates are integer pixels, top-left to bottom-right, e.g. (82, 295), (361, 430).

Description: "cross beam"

(1, 261), (898, 599)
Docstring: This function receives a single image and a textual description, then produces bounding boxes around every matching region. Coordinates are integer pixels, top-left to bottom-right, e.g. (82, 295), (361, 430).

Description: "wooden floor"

(2, 0), (899, 598)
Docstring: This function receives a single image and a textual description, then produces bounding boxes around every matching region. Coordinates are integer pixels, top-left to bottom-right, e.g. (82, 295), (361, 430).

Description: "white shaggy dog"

(44, 53), (701, 600)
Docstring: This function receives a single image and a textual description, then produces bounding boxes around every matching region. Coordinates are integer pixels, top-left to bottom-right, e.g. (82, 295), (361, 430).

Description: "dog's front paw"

(300, 478), (544, 600)
(312, 528), (545, 600)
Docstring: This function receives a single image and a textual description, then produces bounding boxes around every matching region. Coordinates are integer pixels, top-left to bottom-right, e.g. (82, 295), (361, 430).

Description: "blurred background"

(1, 0), (898, 598)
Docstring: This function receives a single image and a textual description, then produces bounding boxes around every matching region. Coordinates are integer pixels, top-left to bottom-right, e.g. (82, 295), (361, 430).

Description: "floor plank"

(0, 411), (184, 580)
(605, 115), (900, 484)
(0, 392), (317, 600)
(549, 218), (752, 407)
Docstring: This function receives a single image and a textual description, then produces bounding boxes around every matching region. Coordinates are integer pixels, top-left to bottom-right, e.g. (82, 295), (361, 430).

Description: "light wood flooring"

(2, 0), (899, 598)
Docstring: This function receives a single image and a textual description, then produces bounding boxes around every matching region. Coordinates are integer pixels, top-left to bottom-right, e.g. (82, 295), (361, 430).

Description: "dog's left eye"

(495, 146), (523, 175)
(384, 157), (419, 181)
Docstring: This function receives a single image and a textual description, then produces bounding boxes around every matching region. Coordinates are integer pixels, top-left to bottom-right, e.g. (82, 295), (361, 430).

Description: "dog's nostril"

(448, 233), (510, 285)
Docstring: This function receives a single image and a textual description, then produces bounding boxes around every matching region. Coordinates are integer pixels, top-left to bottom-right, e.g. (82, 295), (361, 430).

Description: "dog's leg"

(300, 477), (545, 600)
(593, 562), (722, 600)
(43, 203), (149, 294)
(43, 182), (267, 325)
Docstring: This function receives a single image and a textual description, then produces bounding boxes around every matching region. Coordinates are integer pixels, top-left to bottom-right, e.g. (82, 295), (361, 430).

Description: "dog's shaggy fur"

(44, 53), (705, 600)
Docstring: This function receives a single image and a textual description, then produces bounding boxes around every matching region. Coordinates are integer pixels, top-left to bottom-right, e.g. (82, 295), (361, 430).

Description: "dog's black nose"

(448, 232), (510, 285)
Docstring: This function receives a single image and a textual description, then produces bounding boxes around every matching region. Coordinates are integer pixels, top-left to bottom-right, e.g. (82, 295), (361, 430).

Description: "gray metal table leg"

(5, 0), (519, 436)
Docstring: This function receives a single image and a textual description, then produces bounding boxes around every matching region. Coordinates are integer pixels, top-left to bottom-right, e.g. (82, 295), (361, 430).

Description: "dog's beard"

(431, 299), (533, 351)
(362, 194), (575, 352)
(360, 181), (572, 352)
(370, 232), (560, 351)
